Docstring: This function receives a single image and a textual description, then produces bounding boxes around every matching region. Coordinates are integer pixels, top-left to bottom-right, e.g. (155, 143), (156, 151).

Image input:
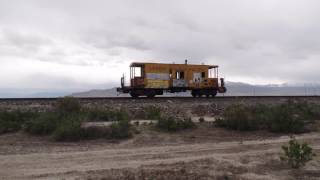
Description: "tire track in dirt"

(0, 133), (319, 179)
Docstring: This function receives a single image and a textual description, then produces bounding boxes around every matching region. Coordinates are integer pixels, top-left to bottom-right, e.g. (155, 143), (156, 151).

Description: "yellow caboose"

(117, 60), (226, 98)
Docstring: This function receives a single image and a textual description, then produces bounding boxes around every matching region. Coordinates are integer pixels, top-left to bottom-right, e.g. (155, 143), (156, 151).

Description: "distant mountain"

(70, 82), (320, 97)
(226, 82), (319, 96)
(70, 87), (129, 97)
(0, 89), (71, 98)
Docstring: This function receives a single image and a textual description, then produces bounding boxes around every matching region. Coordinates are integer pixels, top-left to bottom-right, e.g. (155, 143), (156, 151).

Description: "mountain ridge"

(70, 82), (320, 97)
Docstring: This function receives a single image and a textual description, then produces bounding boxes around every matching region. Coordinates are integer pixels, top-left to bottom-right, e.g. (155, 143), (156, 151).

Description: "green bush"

(25, 113), (58, 135)
(251, 104), (273, 129)
(290, 101), (320, 121)
(86, 107), (129, 121)
(115, 108), (129, 121)
(82, 126), (110, 140)
(157, 116), (196, 132)
(85, 108), (121, 121)
(0, 97), (134, 141)
(0, 111), (36, 134)
(268, 104), (305, 133)
(310, 104), (320, 120)
(178, 117), (196, 129)
(145, 106), (161, 120)
(53, 115), (83, 141)
(221, 104), (259, 131)
(217, 101), (313, 133)
(109, 119), (131, 139)
(281, 138), (316, 168)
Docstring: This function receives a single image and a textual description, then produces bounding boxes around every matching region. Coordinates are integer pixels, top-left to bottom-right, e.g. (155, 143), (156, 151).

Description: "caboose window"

(134, 67), (141, 77)
(176, 71), (184, 79)
(208, 67), (218, 78)
(130, 65), (143, 79)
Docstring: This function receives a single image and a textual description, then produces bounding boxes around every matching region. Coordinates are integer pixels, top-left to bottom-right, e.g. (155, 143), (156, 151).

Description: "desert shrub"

(215, 117), (225, 127)
(157, 116), (178, 131)
(310, 104), (320, 120)
(281, 138), (316, 168)
(220, 104), (259, 131)
(53, 115), (83, 141)
(84, 107), (130, 122)
(24, 97), (82, 138)
(217, 102), (313, 133)
(0, 111), (36, 134)
(86, 108), (118, 121)
(55, 96), (81, 116)
(251, 104), (273, 129)
(24, 113), (58, 135)
(0, 97), (134, 141)
(157, 116), (196, 132)
(297, 102), (320, 122)
(109, 119), (131, 139)
(82, 126), (110, 140)
(267, 104), (305, 133)
(144, 106), (161, 120)
(115, 108), (129, 121)
(178, 117), (196, 129)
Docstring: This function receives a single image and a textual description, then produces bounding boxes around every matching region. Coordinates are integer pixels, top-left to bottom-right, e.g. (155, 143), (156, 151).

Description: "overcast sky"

(0, 0), (319, 94)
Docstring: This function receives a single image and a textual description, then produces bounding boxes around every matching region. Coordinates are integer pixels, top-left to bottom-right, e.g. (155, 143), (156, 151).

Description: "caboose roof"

(130, 62), (218, 68)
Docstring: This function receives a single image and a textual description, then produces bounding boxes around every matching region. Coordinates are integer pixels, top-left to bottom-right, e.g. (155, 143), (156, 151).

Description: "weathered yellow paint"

(131, 62), (219, 89)
(145, 79), (169, 88)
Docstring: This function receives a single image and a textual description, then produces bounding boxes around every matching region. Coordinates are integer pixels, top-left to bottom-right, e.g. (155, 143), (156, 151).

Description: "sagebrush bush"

(310, 104), (320, 120)
(25, 113), (58, 135)
(145, 106), (161, 120)
(53, 115), (83, 141)
(217, 101), (314, 133)
(116, 108), (130, 121)
(268, 104), (305, 133)
(110, 119), (131, 139)
(157, 116), (196, 132)
(0, 97), (134, 141)
(221, 104), (259, 131)
(0, 111), (36, 134)
(85, 108), (129, 122)
(281, 138), (316, 168)
(82, 126), (110, 140)
(290, 101), (320, 121)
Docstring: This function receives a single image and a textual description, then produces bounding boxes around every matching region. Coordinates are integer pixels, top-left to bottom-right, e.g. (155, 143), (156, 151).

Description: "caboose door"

(193, 72), (202, 88)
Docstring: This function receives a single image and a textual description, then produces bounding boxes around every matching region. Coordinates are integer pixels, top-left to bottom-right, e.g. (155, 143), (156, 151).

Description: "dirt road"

(0, 133), (319, 180)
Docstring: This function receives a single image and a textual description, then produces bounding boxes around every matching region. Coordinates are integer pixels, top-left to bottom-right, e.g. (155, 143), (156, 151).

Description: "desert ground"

(0, 97), (319, 180)
(0, 123), (319, 180)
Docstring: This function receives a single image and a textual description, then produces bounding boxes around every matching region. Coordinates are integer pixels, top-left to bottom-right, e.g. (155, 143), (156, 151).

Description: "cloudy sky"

(0, 0), (319, 95)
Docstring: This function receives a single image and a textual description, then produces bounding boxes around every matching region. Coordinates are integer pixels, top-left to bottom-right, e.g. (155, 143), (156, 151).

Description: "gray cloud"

(0, 0), (320, 93)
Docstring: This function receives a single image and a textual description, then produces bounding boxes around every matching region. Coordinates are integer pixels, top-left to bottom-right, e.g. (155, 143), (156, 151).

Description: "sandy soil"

(0, 125), (319, 180)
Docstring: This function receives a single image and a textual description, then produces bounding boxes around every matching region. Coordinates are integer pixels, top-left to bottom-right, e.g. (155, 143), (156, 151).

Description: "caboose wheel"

(211, 90), (217, 97)
(191, 90), (197, 97)
(147, 94), (156, 98)
(130, 92), (139, 98)
(146, 90), (156, 98)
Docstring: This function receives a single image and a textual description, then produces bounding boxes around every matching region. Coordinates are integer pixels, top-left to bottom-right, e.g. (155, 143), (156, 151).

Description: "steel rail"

(0, 95), (319, 101)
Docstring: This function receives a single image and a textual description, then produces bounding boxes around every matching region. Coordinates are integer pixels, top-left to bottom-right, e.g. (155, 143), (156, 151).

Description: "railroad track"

(0, 95), (319, 101)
